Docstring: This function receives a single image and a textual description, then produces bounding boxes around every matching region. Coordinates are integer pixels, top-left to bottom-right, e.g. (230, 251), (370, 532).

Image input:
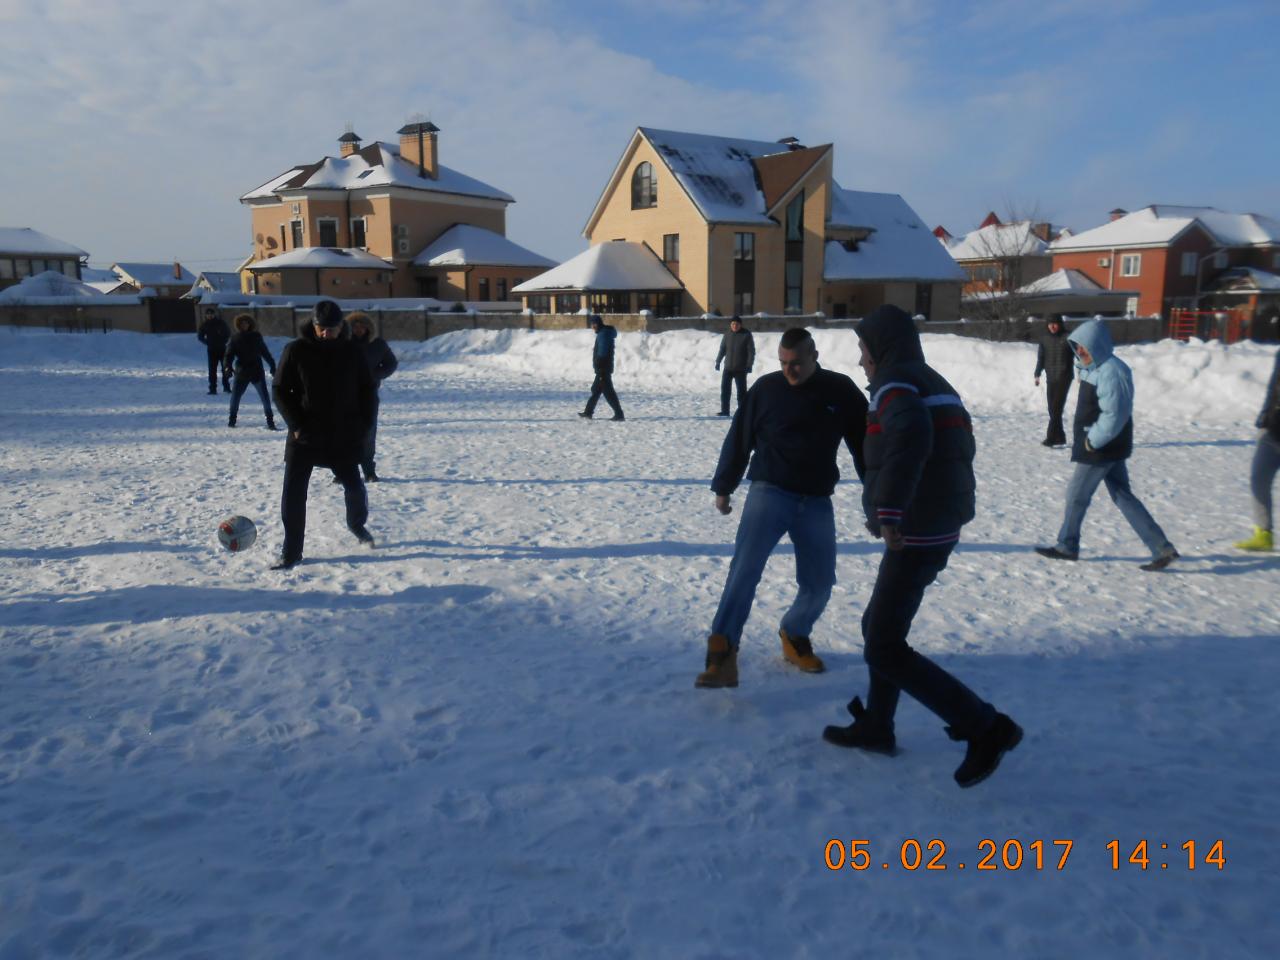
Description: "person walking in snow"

(347, 312), (398, 482)
(270, 300), (377, 570)
(822, 304), (1021, 789)
(578, 314), (625, 421)
(1234, 346), (1280, 552)
(223, 313), (277, 430)
(197, 306), (231, 395)
(1034, 315), (1073, 446)
(695, 327), (866, 689)
(715, 315), (755, 416)
(1035, 318), (1179, 571)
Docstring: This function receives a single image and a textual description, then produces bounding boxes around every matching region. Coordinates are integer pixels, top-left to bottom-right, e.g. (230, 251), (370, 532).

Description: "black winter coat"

(1257, 349), (1280, 441)
(857, 305), (976, 544)
(197, 314), (230, 351)
(272, 323), (375, 467)
(712, 367), (866, 498)
(716, 328), (756, 373)
(223, 319), (276, 383)
(352, 330), (399, 387)
(1034, 325), (1074, 381)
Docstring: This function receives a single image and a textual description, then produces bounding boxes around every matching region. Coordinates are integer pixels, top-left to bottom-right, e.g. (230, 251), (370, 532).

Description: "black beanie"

(313, 300), (344, 328)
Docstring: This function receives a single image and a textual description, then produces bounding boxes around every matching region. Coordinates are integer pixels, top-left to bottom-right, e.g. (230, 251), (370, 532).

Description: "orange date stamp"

(823, 839), (1226, 872)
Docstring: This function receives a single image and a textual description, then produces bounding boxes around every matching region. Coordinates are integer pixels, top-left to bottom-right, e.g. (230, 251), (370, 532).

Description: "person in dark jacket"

(715, 316), (755, 416)
(1034, 319), (1178, 570)
(696, 327), (867, 688)
(1234, 347), (1280, 551)
(347, 312), (398, 482)
(578, 315), (625, 421)
(223, 313), (277, 430)
(1034, 316), (1073, 446)
(197, 307), (231, 395)
(822, 304), (1021, 789)
(270, 300), (377, 570)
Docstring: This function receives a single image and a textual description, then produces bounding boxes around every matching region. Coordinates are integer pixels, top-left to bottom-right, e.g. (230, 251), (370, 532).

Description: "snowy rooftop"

(512, 241), (681, 293)
(191, 271), (241, 292)
(112, 262), (196, 286)
(823, 189), (967, 283)
(1018, 268), (1107, 295)
(1208, 266), (1280, 292)
(0, 270), (117, 302)
(1052, 205), (1280, 252)
(413, 224), (557, 269)
(241, 142), (514, 204)
(943, 221), (1051, 261)
(246, 248), (393, 271)
(0, 227), (88, 258)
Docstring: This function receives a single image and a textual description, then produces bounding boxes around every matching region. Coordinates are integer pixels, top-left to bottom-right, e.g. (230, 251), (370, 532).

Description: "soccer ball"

(217, 515), (257, 552)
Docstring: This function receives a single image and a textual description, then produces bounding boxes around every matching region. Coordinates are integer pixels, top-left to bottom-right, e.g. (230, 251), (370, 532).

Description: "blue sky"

(2, 0), (1276, 269)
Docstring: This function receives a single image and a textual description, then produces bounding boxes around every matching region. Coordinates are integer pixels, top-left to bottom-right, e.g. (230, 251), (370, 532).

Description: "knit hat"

(588, 314), (603, 327)
(313, 300), (344, 328)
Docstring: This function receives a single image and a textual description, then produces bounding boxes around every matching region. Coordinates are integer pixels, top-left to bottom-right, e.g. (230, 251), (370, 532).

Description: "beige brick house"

(240, 123), (554, 301)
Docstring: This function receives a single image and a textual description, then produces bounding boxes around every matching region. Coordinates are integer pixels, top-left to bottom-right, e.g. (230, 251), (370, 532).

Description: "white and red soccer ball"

(217, 515), (257, 552)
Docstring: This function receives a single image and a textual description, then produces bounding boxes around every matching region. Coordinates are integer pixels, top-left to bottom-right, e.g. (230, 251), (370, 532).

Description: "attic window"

(357, 169), (374, 179)
(631, 162), (657, 209)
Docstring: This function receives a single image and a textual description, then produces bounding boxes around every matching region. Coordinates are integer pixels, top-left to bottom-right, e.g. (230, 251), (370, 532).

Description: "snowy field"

(2, 324), (1278, 959)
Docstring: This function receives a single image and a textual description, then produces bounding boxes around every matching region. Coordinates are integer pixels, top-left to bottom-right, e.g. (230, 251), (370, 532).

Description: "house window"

(418, 276), (439, 298)
(478, 277), (490, 301)
(15, 259), (31, 278)
(631, 162), (657, 209)
(734, 231), (755, 315)
(1120, 254), (1141, 277)
(290, 220), (304, 249)
(395, 224), (410, 255)
(30, 259), (46, 274)
(589, 291), (630, 314)
(350, 218), (367, 249)
(636, 291), (680, 318)
(784, 191), (805, 312)
(1181, 252), (1197, 277)
(527, 294), (551, 313)
(555, 293), (581, 313)
(317, 218), (339, 247)
(62, 260), (79, 278)
(1215, 251), (1228, 269)
(663, 233), (679, 264)
(915, 284), (932, 321)
(497, 279), (507, 300)
(0, 259), (13, 280)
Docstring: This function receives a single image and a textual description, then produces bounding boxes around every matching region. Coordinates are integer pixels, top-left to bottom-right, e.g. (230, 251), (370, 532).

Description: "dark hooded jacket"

(197, 312), (230, 351)
(1034, 321), (1074, 382)
(1257, 349), (1280, 441)
(272, 321), (375, 466)
(592, 323), (618, 372)
(857, 305), (976, 544)
(223, 316), (276, 383)
(351, 326), (399, 386)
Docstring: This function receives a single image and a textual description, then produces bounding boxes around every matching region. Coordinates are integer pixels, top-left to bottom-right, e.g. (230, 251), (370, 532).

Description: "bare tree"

(953, 204), (1056, 331)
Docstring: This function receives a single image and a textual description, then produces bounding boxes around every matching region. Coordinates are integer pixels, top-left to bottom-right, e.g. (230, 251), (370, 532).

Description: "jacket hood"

(856, 304), (924, 369)
(232, 315), (259, 334)
(1067, 319), (1114, 370)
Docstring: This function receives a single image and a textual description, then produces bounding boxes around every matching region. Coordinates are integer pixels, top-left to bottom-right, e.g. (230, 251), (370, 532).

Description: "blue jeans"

(229, 374), (272, 423)
(710, 482), (836, 648)
(1055, 459), (1172, 557)
(1250, 432), (1280, 530)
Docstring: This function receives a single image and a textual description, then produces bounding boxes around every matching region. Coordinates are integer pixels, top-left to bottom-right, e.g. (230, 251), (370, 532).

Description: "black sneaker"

(350, 526), (375, 547)
(951, 713), (1022, 788)
(610, 413), (625, 421)
(208, 387), (217, 395)
(1041, 439), (1054, 447)
(266, 421), (278, 431)
(271, 556), (300, 570)
(718, 411), (731, 417)
(578, 411), (593, 419)
(227, 419), (236, 428)
(822, 697), (897, 755)
(1034, 546), (1078, 561)
(1140, 548), (1179, 572)
(364, 471), (379, 483)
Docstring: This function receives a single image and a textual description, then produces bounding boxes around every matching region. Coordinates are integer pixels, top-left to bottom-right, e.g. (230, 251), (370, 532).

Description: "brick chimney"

(1109, 208), (1128, 222)
(338, 124), (362, 158)
(1031, 222), (1051, 242)
(172, 261), (182, 280)
(397, 119), (440, 179)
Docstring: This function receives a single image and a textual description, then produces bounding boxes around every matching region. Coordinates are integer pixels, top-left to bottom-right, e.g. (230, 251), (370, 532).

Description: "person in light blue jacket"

(1036, 319), (1179, 570)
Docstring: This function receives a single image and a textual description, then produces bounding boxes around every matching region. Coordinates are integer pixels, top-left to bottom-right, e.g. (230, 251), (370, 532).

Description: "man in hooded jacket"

(347, 312), (398, 482)
(1035, 318), (1179, 570)
(270, 300), (376, 569)
(223, 313), (277, 430)
(578, 315), (625, 421)
(822, 304), (1021, 789)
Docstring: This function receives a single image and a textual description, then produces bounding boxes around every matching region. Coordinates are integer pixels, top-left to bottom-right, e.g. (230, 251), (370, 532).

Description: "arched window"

(631, 162), (657, 209)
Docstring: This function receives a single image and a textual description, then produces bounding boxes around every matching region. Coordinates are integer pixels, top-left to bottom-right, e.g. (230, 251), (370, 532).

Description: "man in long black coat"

(197, 307), (231, 395)
(347, 312), (398, 482)
(270, 300), (376, 569)
(1034, 316), (1074, 446)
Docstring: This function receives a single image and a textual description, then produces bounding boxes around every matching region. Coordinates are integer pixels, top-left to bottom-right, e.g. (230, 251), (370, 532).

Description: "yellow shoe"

(780, 628), (825, 673)
(695, 634), (739, 688)
(1234, 527), (1274, 551)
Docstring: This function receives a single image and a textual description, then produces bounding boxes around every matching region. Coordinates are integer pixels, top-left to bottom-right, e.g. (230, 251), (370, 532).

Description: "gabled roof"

(112, 262), (196, 286)
(752, 144), (832, 214)
(413, 224), (557, 269)
(1051, 205), (1280, 252)
(241, 141), (513, 204)
(185, 272), (241, 297)
(512, 241), (681, 293)
(0, 227), (88, 258)
(1018, 268), (1106, 295)
(945, 221), (1051, 261)
(823, 189), (967, 283)
(246, 247), (392, 271)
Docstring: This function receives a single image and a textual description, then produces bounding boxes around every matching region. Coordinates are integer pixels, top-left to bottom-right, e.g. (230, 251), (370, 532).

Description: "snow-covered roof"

(241, 142), (513, 204)
(246, 247), (393, 271)
(1051, 206), (1280, 252)
(943, 221), (1051, 261)
(512, 242), (681, 293)
(413, 224), (556, 268)
(0, 270), (110, 302)
(0, 227), (88, 258)
(823, 189), (967, 283)
(1207, 266), (1280, 292)
(79, 267), (118, 284)
(112, 262), (196, 287)
(1018, 269), (1107, 295)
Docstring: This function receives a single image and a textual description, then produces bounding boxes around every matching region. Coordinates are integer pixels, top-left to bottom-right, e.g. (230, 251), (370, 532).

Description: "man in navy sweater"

(696, 327), (866, 688)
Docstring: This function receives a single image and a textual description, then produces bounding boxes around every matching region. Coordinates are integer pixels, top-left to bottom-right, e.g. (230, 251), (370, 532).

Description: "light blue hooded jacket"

(1067, 319), (1134, 462)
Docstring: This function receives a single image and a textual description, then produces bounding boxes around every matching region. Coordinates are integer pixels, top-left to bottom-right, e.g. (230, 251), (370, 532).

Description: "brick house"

(939, 212), (1060, 298)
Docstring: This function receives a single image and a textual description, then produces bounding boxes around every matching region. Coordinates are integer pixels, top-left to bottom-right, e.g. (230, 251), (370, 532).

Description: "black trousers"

(720, 369), (747, 414)
(1045, 377), (1071, 445)
(280, 449), (367, 563)
(206, 347), (229, 391)
(585, 369), (623, 417)
(360, 393), (380, 475)
(860, 543), (994, 738)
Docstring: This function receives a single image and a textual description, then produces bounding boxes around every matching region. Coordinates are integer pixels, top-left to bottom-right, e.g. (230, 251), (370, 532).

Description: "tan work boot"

(780, 628), (825, 673)
(695, 634), (739, 688)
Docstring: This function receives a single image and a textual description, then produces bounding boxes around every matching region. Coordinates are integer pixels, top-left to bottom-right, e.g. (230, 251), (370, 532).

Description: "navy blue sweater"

(712, 366), (866, 497)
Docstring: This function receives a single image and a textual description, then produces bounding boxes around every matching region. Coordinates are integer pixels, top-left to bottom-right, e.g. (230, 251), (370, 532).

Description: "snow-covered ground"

(1, 325), (1277, 959)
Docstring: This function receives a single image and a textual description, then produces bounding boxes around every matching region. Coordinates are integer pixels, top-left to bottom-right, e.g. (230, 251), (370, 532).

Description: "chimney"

(933, 225), (952, 241)
(1031, 222), (1051, 242)
(776, 136), (803, 151)
(338, 124), (362, 158)
(397, 118), (440, 179)
(1109, 208), (1128, 222)
(172, 261), (181, 280)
